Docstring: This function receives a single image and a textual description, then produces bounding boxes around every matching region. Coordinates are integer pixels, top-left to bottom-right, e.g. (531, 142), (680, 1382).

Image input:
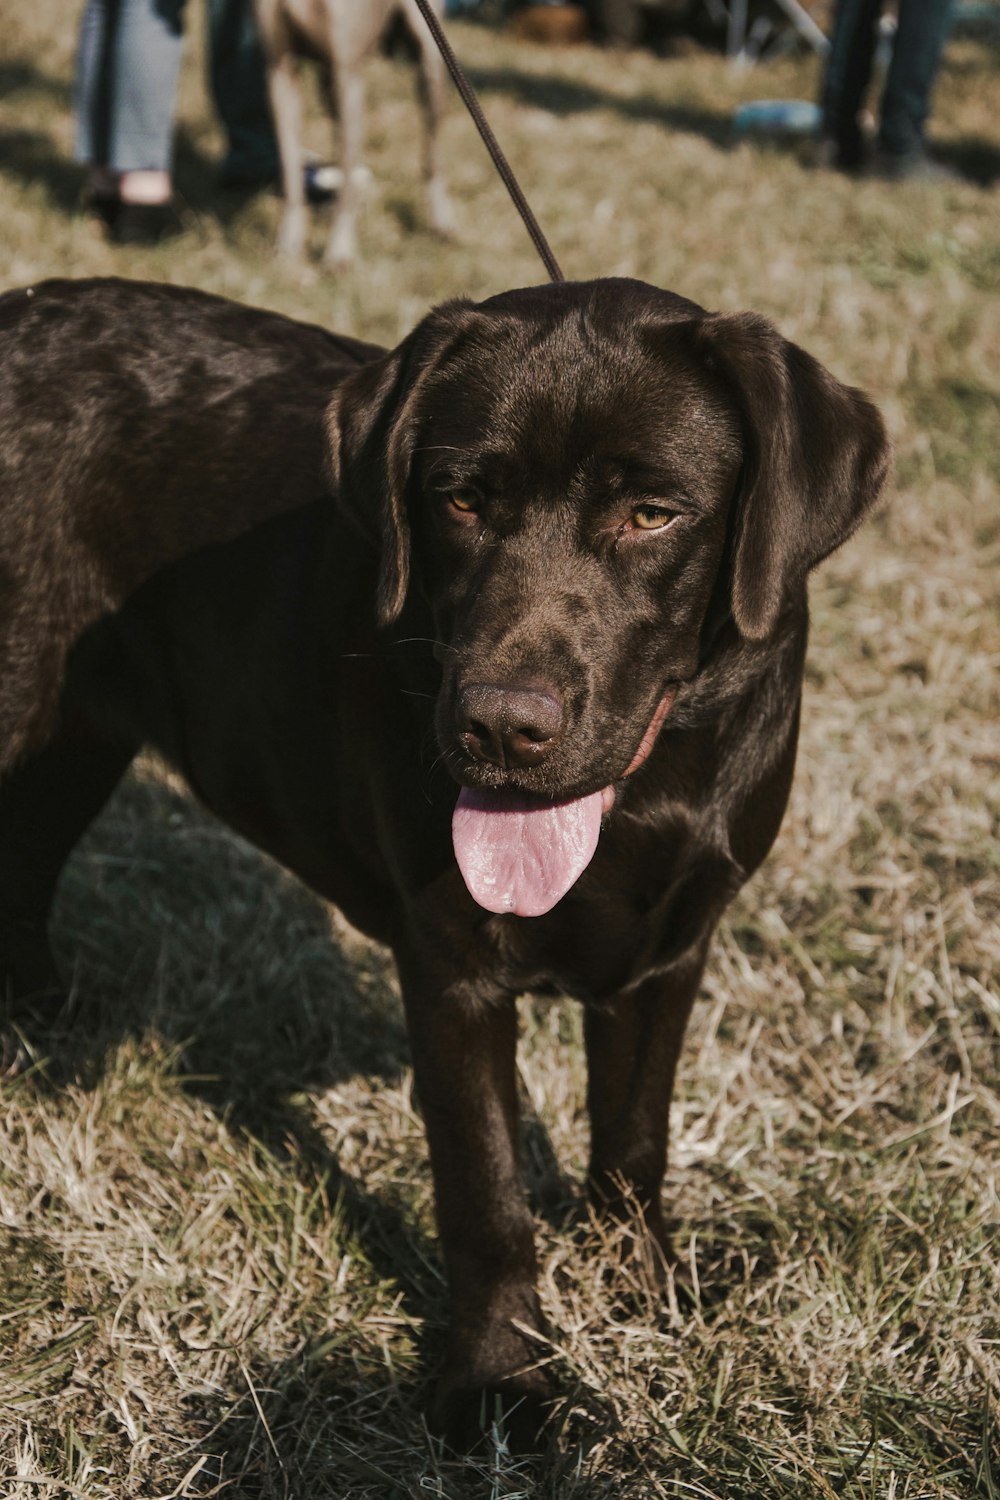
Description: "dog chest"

(461, 830), (739, 1005)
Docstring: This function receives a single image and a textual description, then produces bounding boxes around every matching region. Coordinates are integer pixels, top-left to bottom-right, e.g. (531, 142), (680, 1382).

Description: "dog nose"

(458, 682), (565, 768)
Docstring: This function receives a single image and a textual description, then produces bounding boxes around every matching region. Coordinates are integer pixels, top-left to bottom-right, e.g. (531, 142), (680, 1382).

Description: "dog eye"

(630, 504), (677, 531)
(449, 492), (479, 515)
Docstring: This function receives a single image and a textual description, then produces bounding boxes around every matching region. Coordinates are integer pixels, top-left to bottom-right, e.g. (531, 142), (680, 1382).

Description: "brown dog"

(0, 275), (889, 1447)
(253, 0), (453, 265)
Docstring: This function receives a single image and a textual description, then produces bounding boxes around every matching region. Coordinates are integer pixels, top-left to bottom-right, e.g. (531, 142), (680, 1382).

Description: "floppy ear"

(325, 299), (477, 626)
(691, 313), (891, 641)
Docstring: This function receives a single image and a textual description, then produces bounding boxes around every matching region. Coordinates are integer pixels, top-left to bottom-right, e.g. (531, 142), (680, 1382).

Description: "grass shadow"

(0, 55), (82, 214)
(937, 134), (1000, 187)
(172, 123), (285, 230)
(467, 63), (735, 146)
(0, 127), (84, 215)
(0, 55), (73, 108)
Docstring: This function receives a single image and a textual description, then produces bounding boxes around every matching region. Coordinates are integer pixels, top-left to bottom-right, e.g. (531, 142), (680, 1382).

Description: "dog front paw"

(586, 1175), (679, 1296)
(323, 214), (357, 270)
(0, 920), (61, 1007)
(1, 926), (65, 1076)
(428, 1306), (553, 1452)
(430, 1361), (553, 1453)
(426, 176), (456, 239)
(276, 205), (308, 261)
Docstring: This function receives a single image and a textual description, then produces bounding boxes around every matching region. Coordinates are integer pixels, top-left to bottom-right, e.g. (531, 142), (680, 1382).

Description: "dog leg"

(265, 50), (309, 260)
(0, 732), (135, 1011)
(404, 0), (455, 237)
(323, 53), (364, 269)
(584, 947), (707, 1275)
(398, 955), (550, 1449)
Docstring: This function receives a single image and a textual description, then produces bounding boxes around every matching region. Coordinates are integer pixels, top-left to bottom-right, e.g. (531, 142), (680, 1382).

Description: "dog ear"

(326, 300), (477, 626)
(690, 313), (891, 641)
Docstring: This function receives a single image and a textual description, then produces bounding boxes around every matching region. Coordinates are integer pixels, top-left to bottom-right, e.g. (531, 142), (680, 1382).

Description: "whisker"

(422, 743), (450, 801)
(391, 636), (456, 653)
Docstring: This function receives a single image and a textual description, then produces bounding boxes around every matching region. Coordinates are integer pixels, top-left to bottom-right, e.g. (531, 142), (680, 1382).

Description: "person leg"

(74, 0), (187, 234)
(108, 0), (187, 179)
(207, 0), (279, 186)
(819, 0), (883, 168)
(75, 0), (187, 175)
(75, 0), (113, 180)
(878, 0), (954, 164)
(403, 0), (455, 237)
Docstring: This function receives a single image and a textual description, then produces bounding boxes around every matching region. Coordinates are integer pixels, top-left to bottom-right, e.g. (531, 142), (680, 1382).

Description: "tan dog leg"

(324, 52), (365, 268)
(256, 5), (309, 262)
(404, 0), (455, 237)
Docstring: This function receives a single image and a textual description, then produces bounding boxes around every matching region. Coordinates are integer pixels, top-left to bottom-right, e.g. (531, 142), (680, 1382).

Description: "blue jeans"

(821, 0), (953, 164)
(207, 0), (279, 181)
(75, 0), (187, 172)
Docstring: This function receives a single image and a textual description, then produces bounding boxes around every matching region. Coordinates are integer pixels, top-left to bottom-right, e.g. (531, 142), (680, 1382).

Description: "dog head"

(328, 279), (889, 914)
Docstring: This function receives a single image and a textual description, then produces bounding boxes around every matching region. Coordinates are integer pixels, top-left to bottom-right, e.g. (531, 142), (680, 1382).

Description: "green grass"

(1, 5), (998, 1496)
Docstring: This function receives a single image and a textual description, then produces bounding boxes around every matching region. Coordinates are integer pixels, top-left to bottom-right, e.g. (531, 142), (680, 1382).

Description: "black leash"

(412, 0), (565, 284)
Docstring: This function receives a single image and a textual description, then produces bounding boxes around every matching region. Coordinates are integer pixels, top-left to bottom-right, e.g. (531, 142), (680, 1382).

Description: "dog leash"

(412, 0), (564, 283)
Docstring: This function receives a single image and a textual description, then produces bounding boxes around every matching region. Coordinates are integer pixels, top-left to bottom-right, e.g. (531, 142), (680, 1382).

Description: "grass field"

(1, 4), (999, 1496)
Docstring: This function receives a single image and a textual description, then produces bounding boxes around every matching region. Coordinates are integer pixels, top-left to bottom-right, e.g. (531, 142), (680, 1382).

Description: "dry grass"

(1, 5), (998, 1496)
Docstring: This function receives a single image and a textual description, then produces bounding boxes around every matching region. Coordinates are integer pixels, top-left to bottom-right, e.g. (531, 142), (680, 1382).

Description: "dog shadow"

(36, 767), (424, 1271)
(46, 771), (403, 1092)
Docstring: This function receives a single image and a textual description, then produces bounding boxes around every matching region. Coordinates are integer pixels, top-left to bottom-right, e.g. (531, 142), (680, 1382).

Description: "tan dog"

(254, 0), (453, 266)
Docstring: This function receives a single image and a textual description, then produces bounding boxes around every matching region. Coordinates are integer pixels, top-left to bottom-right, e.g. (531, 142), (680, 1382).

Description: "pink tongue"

(452, 788), (603, 917)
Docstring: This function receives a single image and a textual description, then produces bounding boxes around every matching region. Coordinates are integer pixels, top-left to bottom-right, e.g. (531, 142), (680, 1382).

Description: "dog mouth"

(452, 690), (675, 917)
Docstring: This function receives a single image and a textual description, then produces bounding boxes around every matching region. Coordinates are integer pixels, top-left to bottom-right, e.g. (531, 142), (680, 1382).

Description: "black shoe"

(217, 158), (338, 204)
(110, 200), (185, 245)
(808, 118), (867, 173)
(304, 162), (339, 204)
(84, 189), (122, 230)
(217, 160), (277, 193)
(869, 147), (963, 183)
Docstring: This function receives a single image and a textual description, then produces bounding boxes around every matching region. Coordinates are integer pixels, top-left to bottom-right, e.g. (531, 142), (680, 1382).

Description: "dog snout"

(458, 682), (565, 769)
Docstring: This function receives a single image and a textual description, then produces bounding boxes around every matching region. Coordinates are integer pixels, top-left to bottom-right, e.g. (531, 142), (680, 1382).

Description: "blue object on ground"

(733, 99), (823, 135)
